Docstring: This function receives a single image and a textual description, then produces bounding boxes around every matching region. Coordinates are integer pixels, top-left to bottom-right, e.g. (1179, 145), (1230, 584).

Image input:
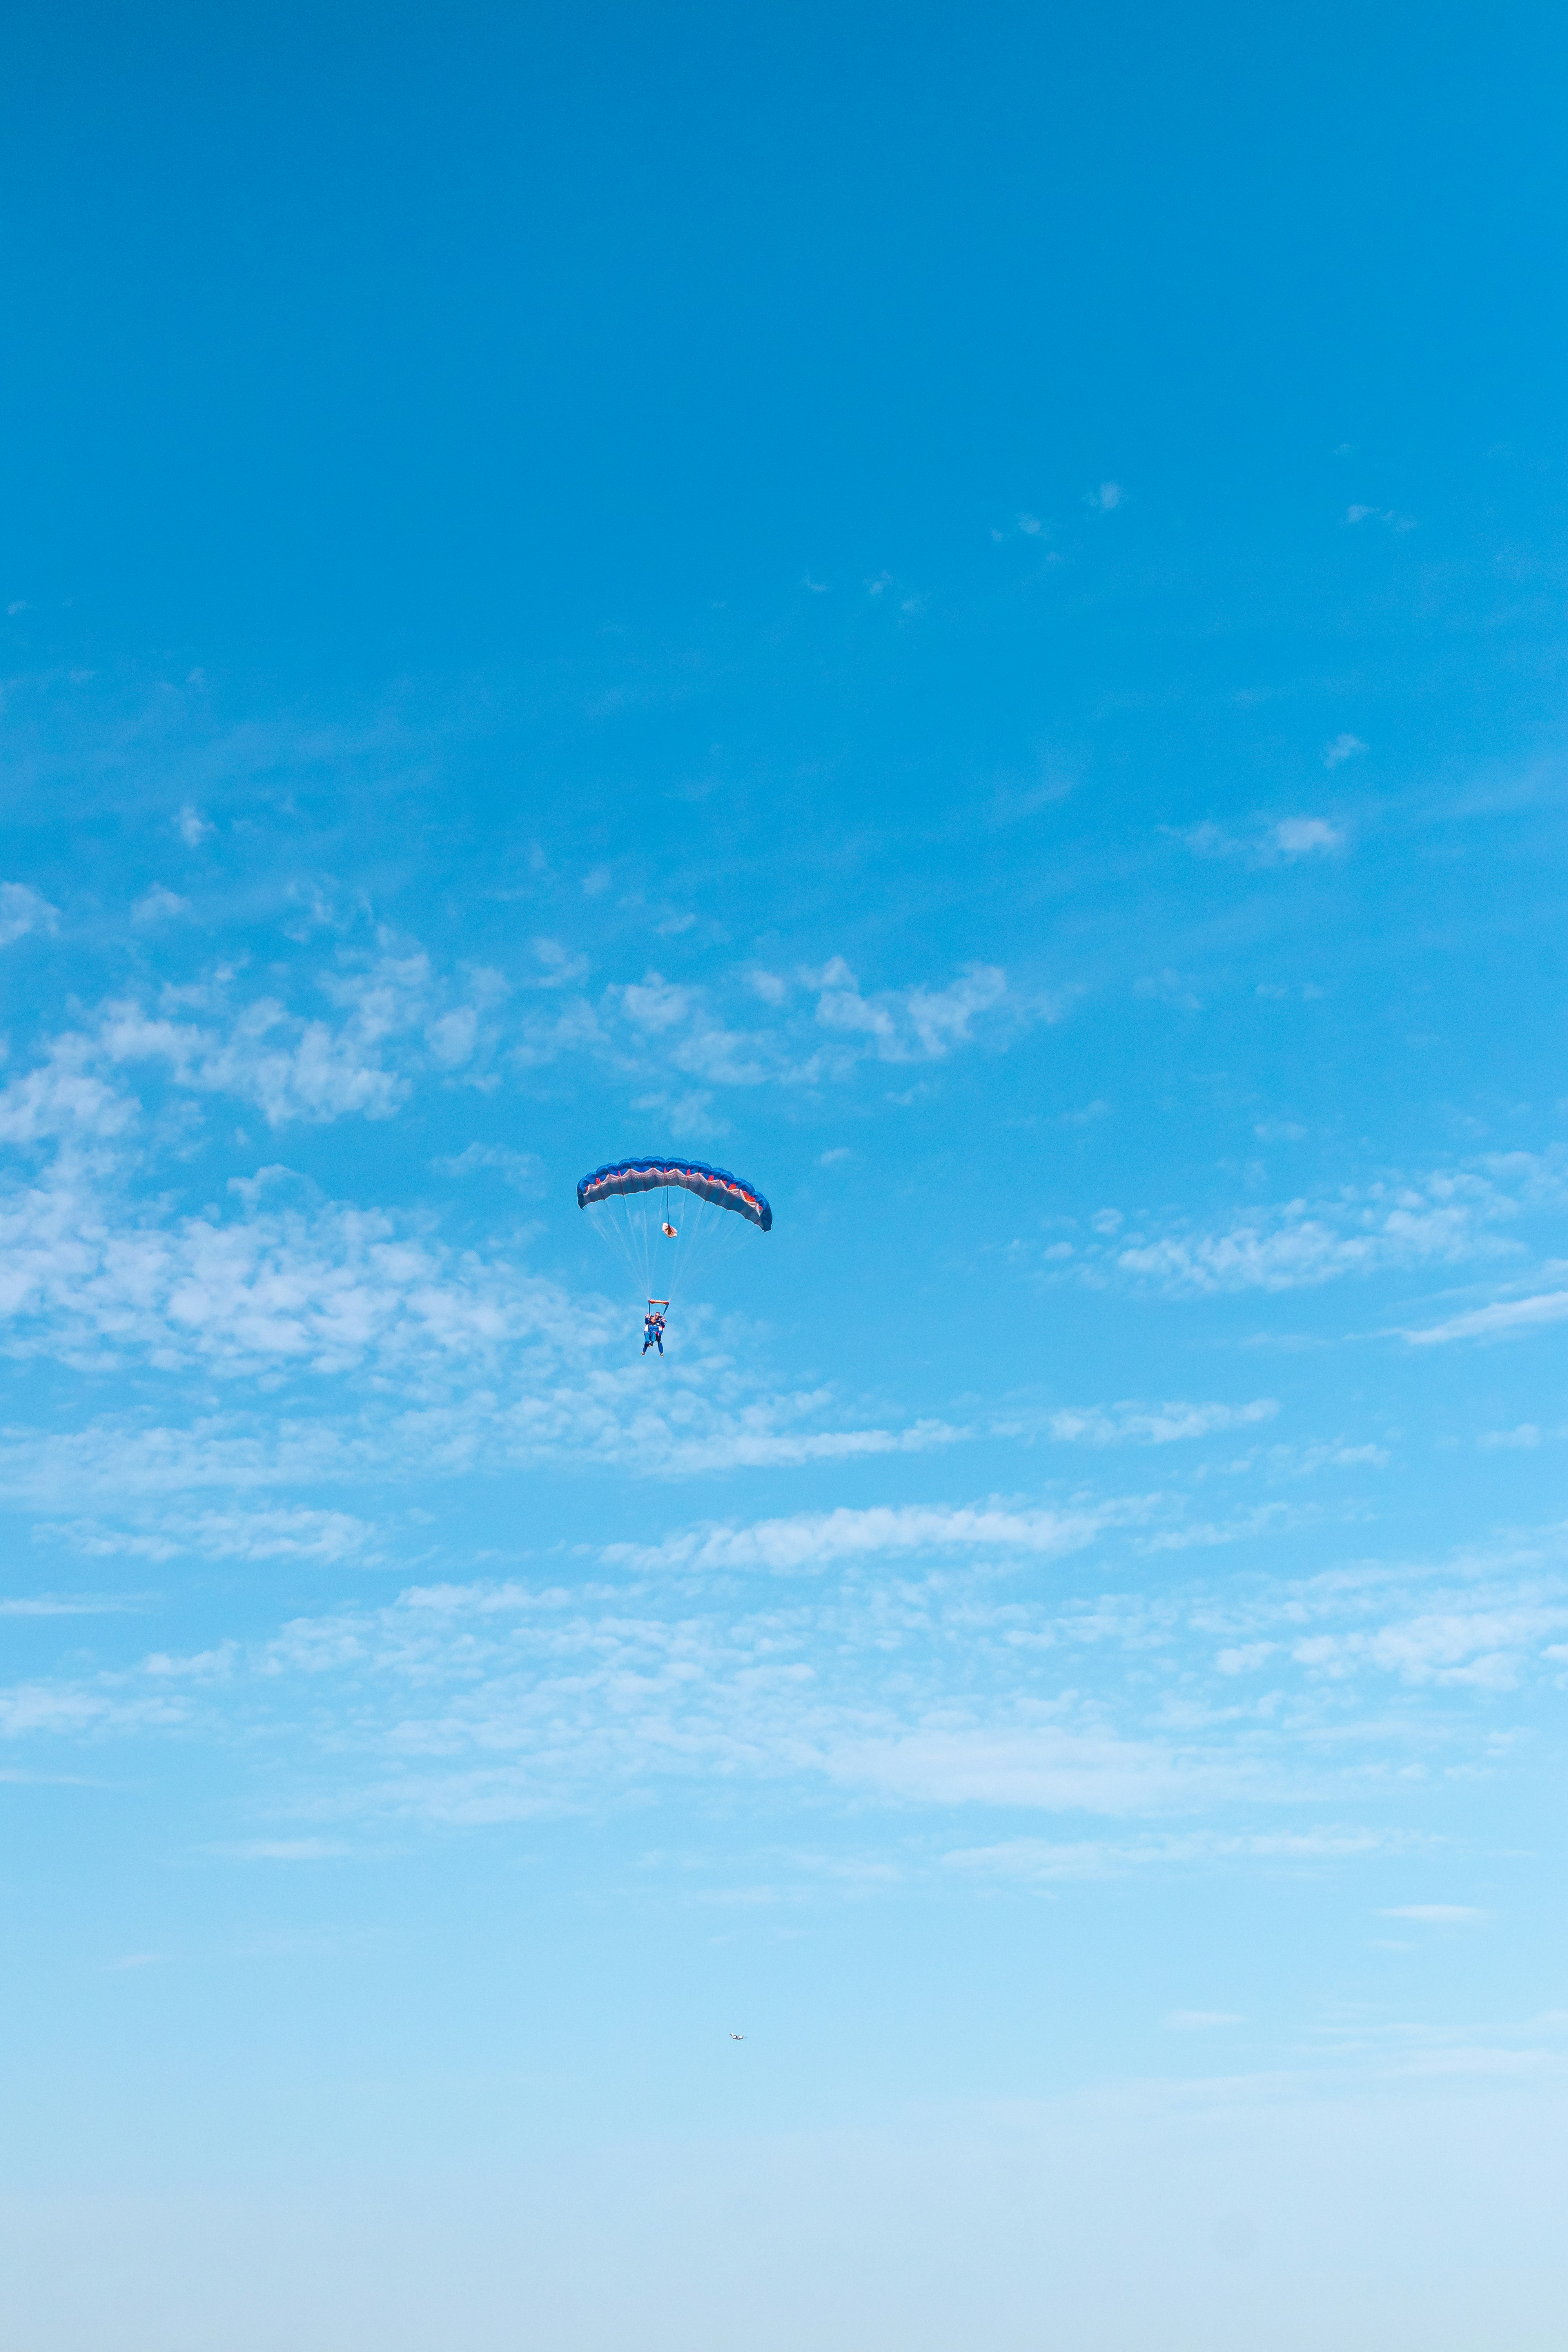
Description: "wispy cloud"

(432, 1141), (542, 1190)
(1176, 817), (1347, 864)
(0, 882), (59, 947)
(1405, 1290), (1568, 1346)
(4, 1510), (1564, 1844)
(995, 1399), (1279, 1446)
(1346, 504), (1416, 530)
(41, 1507), (381, 1566)
(945, 1827), (1398, 1881)
(0, 1592), (147, 1617)
(603, 1497), (1136, 1575)
(1097, 1155), (1559, 1296)
(1381, 1904), (1486, 1924)
(213, 1838), (352, 1861)
(131, 884), (191, 925)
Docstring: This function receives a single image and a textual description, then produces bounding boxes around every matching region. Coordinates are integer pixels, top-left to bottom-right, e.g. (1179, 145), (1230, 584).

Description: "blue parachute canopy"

(577, 1156), (773, 1233)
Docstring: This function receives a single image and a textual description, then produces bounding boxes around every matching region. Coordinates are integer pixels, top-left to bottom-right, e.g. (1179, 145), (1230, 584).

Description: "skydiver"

(642, 1306), (666, 1356)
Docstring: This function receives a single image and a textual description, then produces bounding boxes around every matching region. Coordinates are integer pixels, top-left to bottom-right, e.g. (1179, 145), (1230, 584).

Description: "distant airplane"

(729, 2031), (744, 2041)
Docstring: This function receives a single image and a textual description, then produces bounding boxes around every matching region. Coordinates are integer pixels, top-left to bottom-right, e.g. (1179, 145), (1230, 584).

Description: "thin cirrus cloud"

(1001, 1399), (1279, 1445)
(946, 1827), (1397, 1881)
(1174, 817), (1347, 863)
(1404, 1290), (1568, 1346)
(3, 1510), (1563, 1840)
(131, 884), (191, 925)
(1091, 1155), (1559, 1296)
(599, 1483), (1329, 1581)
(1380, 1905), (1487, 1924)
(39, 1507), (381, 1566)
(175, 804), (213, 847)
(0, 881), (60, 946)
(601, 1497), (1141, 1575)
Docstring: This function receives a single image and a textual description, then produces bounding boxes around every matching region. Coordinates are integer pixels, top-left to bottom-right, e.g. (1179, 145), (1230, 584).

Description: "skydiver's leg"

(656, 1333), (663, 1353)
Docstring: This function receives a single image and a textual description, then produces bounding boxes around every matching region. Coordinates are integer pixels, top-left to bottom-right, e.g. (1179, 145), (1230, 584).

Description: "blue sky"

(3, 5), (1568, 2345)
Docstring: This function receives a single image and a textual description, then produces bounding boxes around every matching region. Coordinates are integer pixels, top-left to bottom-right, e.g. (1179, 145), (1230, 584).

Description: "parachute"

(577, 1155), (772, 1333)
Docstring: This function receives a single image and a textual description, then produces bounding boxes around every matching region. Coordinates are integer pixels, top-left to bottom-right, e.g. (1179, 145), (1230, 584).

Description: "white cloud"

(1086, 483), (1124, 511)
(616, 972), (695, 1033)
(1292, 1601), (1568, 1690)
(0, 1159), (584, 1382)
(1107, 1156), (1553, 1296)
(0, 1140), (978, 1490)
(603, 1497), (1131, 1576)
(1381, 1905), (1486, 1924)
(0, 1593), (145, 1617)
(432, 1142), (540, 1190)
(996, 1399), (1278, 1446)
(1406, 1291), (1568, 1346)
(5, 1497), (1564, 1843)
(1344, 503), (1416, 532)
(822, 1720), (1196, 1813)
(1273, 817), (1345, 856)
(44, 1507), (379, 1566)
(809, 958), (1011, 1063)
(176, 804), (213, 846)
(100, 991), (410, 1124)
(62, 944), (509, 1126)
(946, 1826), (1395, 1880)
(530, 938), (588, 989)
(583, 955), (1034, 1095)
(0, 882), (59, 947)
(214, 1838), (350, 1861)
(1322, 734), (1367, 769)
(0, 1682), (187, 1739)
(0, 1054), (138, 1147)
(1133, 969), (1205, 1011)
(132, 885), (191, 924)
(630, 1085), (728, 1139)
(1174, 817), (1346, 866)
